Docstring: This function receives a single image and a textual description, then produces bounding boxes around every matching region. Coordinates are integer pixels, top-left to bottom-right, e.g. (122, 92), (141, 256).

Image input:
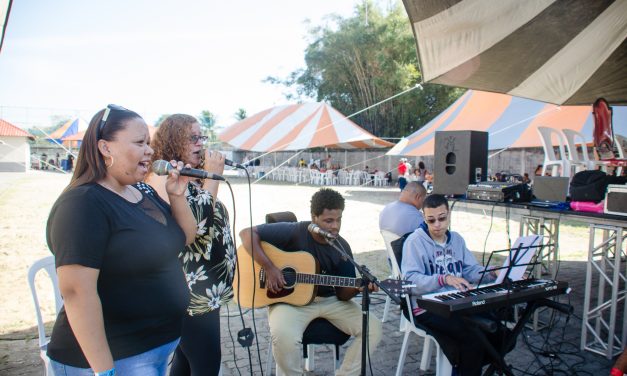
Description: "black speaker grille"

(606, 191), (627, 213)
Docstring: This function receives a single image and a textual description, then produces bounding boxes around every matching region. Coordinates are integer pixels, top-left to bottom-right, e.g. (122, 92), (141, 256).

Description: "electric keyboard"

(416, 279), (569, 318)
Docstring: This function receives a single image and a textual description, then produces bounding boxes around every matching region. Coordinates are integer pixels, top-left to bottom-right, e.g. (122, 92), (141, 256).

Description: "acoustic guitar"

(233, 241), (411, 308)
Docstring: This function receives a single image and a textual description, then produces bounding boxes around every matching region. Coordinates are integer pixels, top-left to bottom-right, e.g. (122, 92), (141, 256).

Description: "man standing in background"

(397, 158), (408, 190)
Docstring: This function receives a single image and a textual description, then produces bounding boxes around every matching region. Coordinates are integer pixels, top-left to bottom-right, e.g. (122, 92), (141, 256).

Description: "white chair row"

(537, 127), (625, 177)
(264, 167), (392, 187)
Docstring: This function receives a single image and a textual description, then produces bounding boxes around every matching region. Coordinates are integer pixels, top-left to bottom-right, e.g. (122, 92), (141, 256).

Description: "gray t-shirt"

(378, 200), (424, 236)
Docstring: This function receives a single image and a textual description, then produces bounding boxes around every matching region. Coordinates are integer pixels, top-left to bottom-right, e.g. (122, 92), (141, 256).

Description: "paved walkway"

(219, 259), (617, 375)
(1, 259), (618, 375)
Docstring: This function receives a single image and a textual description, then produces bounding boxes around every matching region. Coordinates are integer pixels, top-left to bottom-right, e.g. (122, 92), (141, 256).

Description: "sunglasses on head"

(189, 135), (209, 144)
(425, 215), (448, 224)
(98, 104), (129, 139)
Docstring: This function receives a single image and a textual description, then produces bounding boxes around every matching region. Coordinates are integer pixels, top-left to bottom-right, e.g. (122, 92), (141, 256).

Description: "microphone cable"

(224, 179), (252, 376)
(230, 168), (265, 376)
(246, 167), (265, 375)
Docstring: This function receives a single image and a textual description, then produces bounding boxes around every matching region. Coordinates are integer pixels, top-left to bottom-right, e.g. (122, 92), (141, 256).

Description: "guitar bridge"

(259, 268), (266, 288)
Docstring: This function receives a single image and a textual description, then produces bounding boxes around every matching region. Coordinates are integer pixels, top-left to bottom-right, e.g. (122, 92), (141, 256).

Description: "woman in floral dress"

(144, 114), (235, 375)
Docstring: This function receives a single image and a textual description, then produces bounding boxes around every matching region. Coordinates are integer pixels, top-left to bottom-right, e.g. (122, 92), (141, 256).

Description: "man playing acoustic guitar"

(239, 188), (382, 376)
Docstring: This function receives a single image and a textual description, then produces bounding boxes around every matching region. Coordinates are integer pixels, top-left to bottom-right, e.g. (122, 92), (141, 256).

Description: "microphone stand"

(325, 236), (401, 376)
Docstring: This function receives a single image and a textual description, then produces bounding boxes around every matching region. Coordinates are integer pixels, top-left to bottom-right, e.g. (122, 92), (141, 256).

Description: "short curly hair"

(310, 188), (345, 216)
(150, 114), (198, 163)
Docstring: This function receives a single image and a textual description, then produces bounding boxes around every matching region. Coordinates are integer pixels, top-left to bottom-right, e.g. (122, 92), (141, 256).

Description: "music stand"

(477, 235), (545, 288)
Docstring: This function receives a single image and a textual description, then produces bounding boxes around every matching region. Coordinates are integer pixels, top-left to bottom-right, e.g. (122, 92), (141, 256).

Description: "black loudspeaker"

(433, 131), (488, 195)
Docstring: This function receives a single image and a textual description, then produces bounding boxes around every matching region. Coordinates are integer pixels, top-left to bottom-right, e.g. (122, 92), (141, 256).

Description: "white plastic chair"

(396, 295), (453, 376)
(309, 169), (323, 185)
(28, 256), (63, 376)
(562, 129), (604, 172)
(338, 170), (349, 185)
(324, 170), (338, 186)
(537, 127), (572, 177)
(380, 230), (401, 325)
(373, 171), (386, 187)
(614, 135), (626, 176)
(349, 170), (362, 185)
(380, 230), (452, 375)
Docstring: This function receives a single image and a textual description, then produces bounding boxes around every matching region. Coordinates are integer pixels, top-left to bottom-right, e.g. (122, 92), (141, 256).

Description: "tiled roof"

(0, 119), (35, 140)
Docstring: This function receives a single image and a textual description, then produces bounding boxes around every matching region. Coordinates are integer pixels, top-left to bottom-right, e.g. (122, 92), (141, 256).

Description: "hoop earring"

(105, 156), (115, 168)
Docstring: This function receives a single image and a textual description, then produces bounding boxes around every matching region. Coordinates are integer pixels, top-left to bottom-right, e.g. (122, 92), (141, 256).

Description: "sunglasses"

(98, 104), (129, 139)
(425, 215), (448, 224)
(189, 135), (209, 144)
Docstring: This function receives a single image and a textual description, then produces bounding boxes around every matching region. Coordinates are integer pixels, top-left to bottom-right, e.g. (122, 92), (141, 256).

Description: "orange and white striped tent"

(219, 102), (393, 152)
(388, 90), (627, 157)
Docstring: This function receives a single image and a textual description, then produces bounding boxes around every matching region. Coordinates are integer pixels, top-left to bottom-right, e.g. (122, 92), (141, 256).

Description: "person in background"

(46, 105), (196, 376)
(416, 161), (428, 184)
(298, 158), (307, 168)
(379, 181), (427, 237)
(67, 154), (75, 171)
(322, 154), (332, 169)
(145, 114), (235, 376)
(398, 158), (409, 190)
(41, 152), (48, 170)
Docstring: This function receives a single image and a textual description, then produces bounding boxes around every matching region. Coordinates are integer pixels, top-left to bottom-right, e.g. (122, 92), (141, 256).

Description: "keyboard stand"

(461, 298), (572, 376)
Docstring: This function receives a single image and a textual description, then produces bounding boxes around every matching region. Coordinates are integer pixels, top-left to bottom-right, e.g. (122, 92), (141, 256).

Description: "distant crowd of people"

(35, 152), (74, 171)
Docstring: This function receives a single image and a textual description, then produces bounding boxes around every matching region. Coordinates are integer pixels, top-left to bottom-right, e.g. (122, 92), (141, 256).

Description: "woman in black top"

(145, 114), (235, 375)
(46, 105), (196, 376)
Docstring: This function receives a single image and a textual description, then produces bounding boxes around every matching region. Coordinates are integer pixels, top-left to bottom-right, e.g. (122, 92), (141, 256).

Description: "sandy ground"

(0, 170), (593, 374)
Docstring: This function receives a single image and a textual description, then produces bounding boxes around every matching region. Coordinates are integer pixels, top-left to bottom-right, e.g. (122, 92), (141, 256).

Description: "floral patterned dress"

(138, 181), (235, 316)
(182, 182), (236, 316)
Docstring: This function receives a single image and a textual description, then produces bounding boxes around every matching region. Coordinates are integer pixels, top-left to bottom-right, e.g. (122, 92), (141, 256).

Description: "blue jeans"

(50, 338), (179, 376)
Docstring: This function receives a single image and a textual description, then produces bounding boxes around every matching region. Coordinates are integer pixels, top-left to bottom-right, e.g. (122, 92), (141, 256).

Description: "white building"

(0, 119), (35, 172)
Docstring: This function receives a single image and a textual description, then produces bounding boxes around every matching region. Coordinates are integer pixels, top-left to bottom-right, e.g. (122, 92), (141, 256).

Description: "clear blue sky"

(0, 0), (365, 131)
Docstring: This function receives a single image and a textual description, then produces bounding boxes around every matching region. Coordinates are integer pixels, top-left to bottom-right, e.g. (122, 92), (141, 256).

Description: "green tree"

(198, 110), (217, 141)
(234, 108), (247, 121)
(265, 0), (464, 138)
(154, 114), (171, 127)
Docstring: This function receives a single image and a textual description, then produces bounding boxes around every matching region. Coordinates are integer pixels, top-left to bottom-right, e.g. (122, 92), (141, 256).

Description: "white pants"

(268, 296), (382, 376)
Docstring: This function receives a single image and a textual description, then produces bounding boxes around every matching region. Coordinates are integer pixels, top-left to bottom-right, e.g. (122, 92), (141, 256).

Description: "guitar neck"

(297, 273), (361, 288)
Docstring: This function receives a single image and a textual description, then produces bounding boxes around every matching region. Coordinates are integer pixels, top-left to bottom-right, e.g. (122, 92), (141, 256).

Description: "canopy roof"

(0, 118), (34, 140)
(388, 90), (627, 156)
(219, 102), (393, 152)
(402, 0), (627, 105)
(62, 124), (158, 143)
(48, 118), (88, 144)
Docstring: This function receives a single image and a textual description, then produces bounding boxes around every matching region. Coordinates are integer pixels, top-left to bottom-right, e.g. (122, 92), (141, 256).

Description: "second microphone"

(152, 159), (226, 181)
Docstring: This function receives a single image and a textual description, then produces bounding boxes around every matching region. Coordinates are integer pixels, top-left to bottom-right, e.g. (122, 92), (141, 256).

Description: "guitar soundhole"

(282, 267), (297, 288)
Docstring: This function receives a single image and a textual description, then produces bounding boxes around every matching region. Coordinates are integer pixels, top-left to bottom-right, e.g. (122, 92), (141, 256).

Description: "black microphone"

(151, 160), (225, 181)
(225, 159), (245, 169)
(307, 223), (337, 240)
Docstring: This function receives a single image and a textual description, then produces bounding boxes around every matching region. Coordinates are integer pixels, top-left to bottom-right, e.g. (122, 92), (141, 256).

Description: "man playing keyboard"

(401, 194), (502, 376)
